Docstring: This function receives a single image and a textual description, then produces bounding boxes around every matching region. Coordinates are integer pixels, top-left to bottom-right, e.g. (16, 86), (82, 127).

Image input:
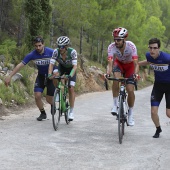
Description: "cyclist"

(106, 27), (139, 126)
(4, 36), (56, 121)
(139, 38), (170, 138)
(48, 36), (77, 121)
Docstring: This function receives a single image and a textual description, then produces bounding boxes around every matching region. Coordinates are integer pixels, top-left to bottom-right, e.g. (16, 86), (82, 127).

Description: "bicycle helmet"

(112, 27), (128, 39)
(57, 36), (70, 46)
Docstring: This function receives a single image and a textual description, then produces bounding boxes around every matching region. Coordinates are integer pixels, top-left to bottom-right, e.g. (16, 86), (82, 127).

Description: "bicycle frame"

(57, 79), (68, 113)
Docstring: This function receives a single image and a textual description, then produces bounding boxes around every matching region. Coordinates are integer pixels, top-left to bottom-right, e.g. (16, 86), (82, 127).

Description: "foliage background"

(0, 0), (170, 105)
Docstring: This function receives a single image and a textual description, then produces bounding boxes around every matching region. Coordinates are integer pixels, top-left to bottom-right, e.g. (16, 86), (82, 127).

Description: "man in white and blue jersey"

(139, 38), (170, 138)
(5, 36), (56, 121)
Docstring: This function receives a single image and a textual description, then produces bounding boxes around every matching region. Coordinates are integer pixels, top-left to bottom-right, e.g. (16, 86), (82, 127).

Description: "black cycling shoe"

(153, 133), (160, 138)
(37, 113), (47, 121)
(111, 112), (117, 116)
(153, 129), (162, 138)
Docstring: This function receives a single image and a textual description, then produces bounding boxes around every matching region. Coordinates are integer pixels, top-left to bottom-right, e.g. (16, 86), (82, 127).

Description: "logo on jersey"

(34, 59), (50, 65)
(150, 64), (168, 72)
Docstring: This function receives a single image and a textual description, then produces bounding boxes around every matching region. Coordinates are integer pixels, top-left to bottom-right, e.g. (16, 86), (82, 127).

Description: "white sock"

(128, 107), (133, 116)
(113, 97), (118, 107)
(70, 108), (74, 113)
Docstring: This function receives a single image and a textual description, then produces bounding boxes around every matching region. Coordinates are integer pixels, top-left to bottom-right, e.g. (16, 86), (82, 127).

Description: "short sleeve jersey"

(146, 51), (170, 83)
(22, 47), (54, 75)
(107, 41), (138, 63)
(51, 47), (77, 68)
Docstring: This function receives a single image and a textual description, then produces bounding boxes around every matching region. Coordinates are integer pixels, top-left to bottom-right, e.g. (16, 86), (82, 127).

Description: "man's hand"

(133, 73), (140, 81)
(103, 74), (110, 79)
(4, 77), (11, 87)
(65, 75), (71, 79)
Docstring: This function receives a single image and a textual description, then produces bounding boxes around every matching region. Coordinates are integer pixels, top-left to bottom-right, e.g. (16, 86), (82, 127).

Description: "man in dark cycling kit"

(48, 36), (77, 121)
(139, 38), (170, 138)
(4, 36), (55, 121)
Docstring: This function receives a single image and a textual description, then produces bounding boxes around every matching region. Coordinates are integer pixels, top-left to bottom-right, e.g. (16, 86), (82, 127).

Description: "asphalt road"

(0, 86), (170, 170)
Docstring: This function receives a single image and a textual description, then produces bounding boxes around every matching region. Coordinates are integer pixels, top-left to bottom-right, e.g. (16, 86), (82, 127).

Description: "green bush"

(0, 82), (26, 106)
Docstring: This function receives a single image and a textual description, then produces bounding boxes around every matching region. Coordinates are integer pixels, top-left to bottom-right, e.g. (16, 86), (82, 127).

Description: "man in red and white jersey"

(106, 27), (139, 126)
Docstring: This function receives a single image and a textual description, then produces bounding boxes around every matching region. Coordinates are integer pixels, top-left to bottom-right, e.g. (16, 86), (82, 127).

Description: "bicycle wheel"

(64, 101), (70, 124)
(118, 95), (124, 144)
(52, 88), (61, 131)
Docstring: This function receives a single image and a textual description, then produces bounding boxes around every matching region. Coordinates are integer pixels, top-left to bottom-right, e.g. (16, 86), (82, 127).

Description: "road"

(0, 86), (170, 170)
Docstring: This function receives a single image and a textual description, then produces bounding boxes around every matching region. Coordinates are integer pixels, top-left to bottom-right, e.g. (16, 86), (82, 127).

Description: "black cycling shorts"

(34, 74), (55, 96)
(151, 82), (170, 109)
(58, 64), (76, 83)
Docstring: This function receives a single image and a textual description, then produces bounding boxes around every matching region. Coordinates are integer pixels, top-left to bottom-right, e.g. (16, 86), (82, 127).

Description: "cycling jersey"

(22, 47), (54, 75)
(146, 51), (170, 83)
(107, 41), (138, 63)
(51, 47), (77, 68)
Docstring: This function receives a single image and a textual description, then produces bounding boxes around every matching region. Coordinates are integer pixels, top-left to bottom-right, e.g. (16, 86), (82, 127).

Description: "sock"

(113, 97), (118, 107)
(70, 107), (74, 113)
(40, 108), (46, 115)
(128, 107), (133, 115)
(156, 126), (162, 134)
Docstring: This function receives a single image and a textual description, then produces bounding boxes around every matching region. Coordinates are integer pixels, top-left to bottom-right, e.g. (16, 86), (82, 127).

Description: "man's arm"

(69, 65), (77, 77)
(4, 62), (25, 86)
(133, 59), (139, 74)
(138, 60), (149, 66)
(107, 59), (113, 75)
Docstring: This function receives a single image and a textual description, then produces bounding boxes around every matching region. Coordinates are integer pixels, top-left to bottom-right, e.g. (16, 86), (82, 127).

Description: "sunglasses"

(58, 45), (66, 49)
(114, 39), (123, 42)
(33, 37), (44, 43)
(148, 46), (159, 50)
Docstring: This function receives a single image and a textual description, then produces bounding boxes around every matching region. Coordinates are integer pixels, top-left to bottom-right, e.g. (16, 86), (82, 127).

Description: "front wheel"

(64, 101), (70, 124)
(118, 95), (124, 144)
(52, 89), (61, 131)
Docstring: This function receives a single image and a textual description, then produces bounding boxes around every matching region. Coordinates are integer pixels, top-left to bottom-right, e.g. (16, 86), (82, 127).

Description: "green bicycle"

(52, 75), (70, 131)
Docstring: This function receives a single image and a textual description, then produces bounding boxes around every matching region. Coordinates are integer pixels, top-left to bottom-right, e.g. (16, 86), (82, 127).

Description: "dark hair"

(33, 36), (44, 44)
(149, 38), (160, 48)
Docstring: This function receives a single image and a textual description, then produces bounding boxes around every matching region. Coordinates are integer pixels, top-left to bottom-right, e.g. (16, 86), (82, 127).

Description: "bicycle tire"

(52, 88), (61, 131)
(118, 95), (124, 144)
(64, 101), (70, 124)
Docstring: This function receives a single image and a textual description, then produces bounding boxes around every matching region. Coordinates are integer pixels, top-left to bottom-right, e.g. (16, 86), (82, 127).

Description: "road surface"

(0, 86), (170, 170)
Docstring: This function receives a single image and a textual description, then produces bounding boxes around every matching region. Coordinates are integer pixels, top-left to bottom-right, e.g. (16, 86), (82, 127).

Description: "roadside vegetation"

(0, 0), (169, 107)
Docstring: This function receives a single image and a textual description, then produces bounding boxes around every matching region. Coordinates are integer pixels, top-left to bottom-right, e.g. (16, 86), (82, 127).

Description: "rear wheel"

(118, 95), (124, 144)
(52, 89), (61, 131)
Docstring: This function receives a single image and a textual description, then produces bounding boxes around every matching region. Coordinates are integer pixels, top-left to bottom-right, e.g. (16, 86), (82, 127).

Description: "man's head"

(112, 27), (128, 49)
(148, 38), (160, 58)
(56, 36), (70, 54)
(33, 36), (44, 54)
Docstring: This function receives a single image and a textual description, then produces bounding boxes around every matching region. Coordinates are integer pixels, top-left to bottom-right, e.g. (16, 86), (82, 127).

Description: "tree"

(24, 0), (52, 49)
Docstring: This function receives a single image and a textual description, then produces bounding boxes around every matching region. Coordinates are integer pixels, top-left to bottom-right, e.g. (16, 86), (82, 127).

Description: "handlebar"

(105, 76), (138, 91)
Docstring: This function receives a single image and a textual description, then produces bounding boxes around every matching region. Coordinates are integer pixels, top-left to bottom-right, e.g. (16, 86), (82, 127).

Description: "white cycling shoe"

(68, 112), (74, 120)
(111, 107), (117, 116)
(128, 114), (135, 126)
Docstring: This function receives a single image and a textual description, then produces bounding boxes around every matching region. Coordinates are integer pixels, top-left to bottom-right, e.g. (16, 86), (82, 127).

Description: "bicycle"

(105, 76), (137, 144)
(51, 75), (70, 131)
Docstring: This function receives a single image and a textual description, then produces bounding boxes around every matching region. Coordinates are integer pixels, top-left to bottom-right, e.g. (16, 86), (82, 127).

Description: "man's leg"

(166, 108), (170, 118)
(151, 106), (162, 138)
(111, 72), (121, 115)
(46, 95), (54, 114)
(35, 92), (47, 121)
(68, 86), (75, 120)
(126, 84), (135, 126)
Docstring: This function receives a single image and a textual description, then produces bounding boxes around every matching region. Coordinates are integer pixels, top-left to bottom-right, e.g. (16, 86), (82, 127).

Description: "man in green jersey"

(48, 36), (77, 121)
